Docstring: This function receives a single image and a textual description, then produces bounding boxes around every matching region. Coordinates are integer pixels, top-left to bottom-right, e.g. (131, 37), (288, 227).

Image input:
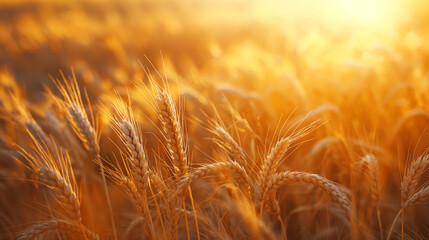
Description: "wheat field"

(1, 0), (429, 239)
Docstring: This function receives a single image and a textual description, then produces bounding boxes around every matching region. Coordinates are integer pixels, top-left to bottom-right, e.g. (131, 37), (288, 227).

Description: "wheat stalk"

(213, 126), (247, 166)
(388, 153), (429, 240)
(401, 154), (429, 207)
(19, 134), (82, 221)
(53, 72), (117, 239)
(120, 120), (149, 191)
(17, 219), (99, 240)
(25, 120), (53, 150)
(264, 171), (350, 212)
(404, 184), (429, 206)
(257, 137), (291, 203)
(118, 176), (146, 216)
(156, 89), (187, 177)
(361, 154), (382, 239)
(53, 72), (100, 158)
(178, 161), (251, 192)
(361, 154), (381, 204)
(38, 166), (81, 221)
(67, 103), (99, 156)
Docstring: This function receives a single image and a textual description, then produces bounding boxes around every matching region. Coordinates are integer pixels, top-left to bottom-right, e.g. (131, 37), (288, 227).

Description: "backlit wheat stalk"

(155, 89), (187, 178)
(38, 166), (81, 221)
(107, 96), (149, 192)
(178, 161), (251, 192)
(17, 219), (99, 240)
(55, 75), (99, 157)
(401, 154), (429, 207)
(388, 152), (429, 240)
(264, 170), (351, 212)
(257, 137), (291, 204)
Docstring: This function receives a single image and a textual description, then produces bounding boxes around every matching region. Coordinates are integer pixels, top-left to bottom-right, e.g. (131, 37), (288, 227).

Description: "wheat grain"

(362, 154), (380, 204)
(178, 161), (250, 192)
(120, 120), (149, 191)
(68, 103), (99, 156)
(257, 137), (291, 203)
(213, 126), (247, 166)
(25, 120), (52, 150)
(17, 219), (99, 240)
(156, 89), (187, 177)
(265, 171), (350, 212)
(54, 74), (117, 239)
(118, 176), (146, 216)
(401, 154), (429, 207)
(38, 166), (81, 221)
(404, 185), (429, 207)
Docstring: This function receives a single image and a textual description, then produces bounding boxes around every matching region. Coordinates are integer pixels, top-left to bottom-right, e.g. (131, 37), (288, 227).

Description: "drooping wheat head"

(17, 219), (99, 240)
(211, 125), (247, 167)
(257, 137), (291, 203)
(264, 170), (351, 212)
(401, 153), (429, 207)
(53, 71), (99, 158)
(19, 133), (81, 221)
(178, 161), (251, 192)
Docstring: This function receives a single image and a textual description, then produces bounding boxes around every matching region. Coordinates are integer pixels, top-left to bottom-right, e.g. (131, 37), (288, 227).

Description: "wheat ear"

(404, 185), (429, 207)
(362, 154), (383, 239)
(156, 90), (187, 177)
(265, 171), (350, 212)
(38, 166), (81, 221)
(119, 176), (146, 216)
(362, 154), (380, 204)
(401, 154), (429, 207)
(178, 161), (250, 192)
(213, 126), (246, 166)
(54, 72), (117, 239)
(257, 137), (291, 203)
(17, 219), (99, 240)
(120, 120), (149, 191)
(54, 72), (99, 157)
(68, 103), (99, 156)
(25, 120), (53, 150)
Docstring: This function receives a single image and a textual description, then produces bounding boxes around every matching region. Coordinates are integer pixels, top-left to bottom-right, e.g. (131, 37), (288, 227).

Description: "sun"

(340, 0), (383, 23)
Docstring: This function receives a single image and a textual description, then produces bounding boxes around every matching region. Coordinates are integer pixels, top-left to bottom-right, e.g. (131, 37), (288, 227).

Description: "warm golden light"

(341, 0), (380, 19)
(1, 0), (429, 239)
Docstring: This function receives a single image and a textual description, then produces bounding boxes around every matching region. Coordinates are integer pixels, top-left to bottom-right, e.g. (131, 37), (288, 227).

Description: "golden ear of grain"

(178, 161), (250, 192)
(118, 176), (146, 216)
(265, 171), (351, 212)
(120, 120), (149, 191)
(156, 90), (187, 177)
(257, 137), (291, 204)
(53, 74), (99, 158)
(213, 126), (247, 166)
(404, 185), (429, 207)
(68, 103), (99, 156)
(17, 219), (99, 240)
(38, 166), (81, 221)
(401, 154), (429, 207)
(362, 154), (380, 204)
(25, 120), (53, 151)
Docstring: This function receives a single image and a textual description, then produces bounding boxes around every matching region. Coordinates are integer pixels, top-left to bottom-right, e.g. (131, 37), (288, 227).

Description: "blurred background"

(0, 0), (424, 96)
(2, 0), (429, 148)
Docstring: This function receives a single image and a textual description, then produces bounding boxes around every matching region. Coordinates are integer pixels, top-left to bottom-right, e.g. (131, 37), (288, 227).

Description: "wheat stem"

(265, 171), (350, 212)
(156, 90), (187, 177)
(17, 219), (99, 240)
